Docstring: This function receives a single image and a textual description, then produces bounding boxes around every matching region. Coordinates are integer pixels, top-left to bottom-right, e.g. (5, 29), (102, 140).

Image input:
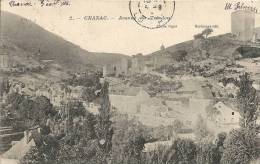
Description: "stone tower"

(231, 10), (255, 41)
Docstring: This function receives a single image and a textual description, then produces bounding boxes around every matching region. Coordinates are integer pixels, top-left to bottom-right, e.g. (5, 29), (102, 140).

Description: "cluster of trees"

(63, 72), (102, 102)
(21, 81), (114, 164)
(111, 114), (152, 164)
(0, 76), (11, 97)
(4, 93), (56, 130)
(221, 73), (259, 163)
(66, 101), (86, 118)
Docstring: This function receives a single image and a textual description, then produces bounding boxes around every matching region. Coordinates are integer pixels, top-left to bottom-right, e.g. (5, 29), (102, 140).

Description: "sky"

(1, 0), (260, 56)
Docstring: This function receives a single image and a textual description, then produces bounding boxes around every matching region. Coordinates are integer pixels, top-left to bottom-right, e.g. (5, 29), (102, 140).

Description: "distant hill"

(0, 11), (128, 70)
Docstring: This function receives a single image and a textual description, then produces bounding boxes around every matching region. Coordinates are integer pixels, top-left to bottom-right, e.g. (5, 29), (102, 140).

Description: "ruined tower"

(231, 10), (255, 41)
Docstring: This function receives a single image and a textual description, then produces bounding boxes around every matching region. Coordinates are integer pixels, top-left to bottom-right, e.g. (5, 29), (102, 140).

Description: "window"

(232, 112), (234, 115)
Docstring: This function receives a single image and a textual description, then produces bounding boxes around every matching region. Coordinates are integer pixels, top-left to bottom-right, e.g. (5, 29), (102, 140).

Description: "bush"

(221, 128), (258, 164)
(196, 143), (219, 164)
(165, 138), (197, 163)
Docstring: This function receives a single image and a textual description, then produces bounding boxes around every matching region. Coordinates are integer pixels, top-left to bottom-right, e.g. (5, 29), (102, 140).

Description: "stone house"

(213, 101), (240, 124)
(109, 87), (150, 114)
(103, 58), (129, 77)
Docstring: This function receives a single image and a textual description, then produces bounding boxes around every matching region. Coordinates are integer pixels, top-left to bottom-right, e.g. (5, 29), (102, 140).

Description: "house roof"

(213, 101), (237, 113)
(2, 137), (35, 160)
(214, 101), (227, 108)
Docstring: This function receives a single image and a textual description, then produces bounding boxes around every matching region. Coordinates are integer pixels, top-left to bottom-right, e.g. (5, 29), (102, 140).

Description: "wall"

(215, 105), (240, 124)
(0, 54), (12, 68)
(255, 27), (260, 41)
(109, 90), (152, 114)
(103, 58), (129, 76)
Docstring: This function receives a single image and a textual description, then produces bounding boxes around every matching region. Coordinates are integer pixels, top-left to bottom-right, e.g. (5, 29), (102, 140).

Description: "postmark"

(129, 0), (175, 29)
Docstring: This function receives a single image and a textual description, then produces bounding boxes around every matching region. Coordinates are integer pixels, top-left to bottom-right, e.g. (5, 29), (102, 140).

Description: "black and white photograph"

(0, 0), (260, 163)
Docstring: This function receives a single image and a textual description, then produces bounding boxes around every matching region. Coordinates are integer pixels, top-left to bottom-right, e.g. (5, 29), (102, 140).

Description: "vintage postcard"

(0, 0), (260, 163)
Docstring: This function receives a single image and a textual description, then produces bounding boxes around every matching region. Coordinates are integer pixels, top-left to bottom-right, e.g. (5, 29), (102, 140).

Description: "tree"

(6, 92), (24, 111)
(33, 96), (55, 126)
(214, 132), (227, 164)
(124, 134), (146, 164)
(196, 143), (219, 164)
(237, 73), (258, 129)
(0, 77), (10, 96)
(221, 128), (258, 164)
(18, 98), (35, 127)
(163, 138), (197, 164)
(201, 28), (213, 38)
(215, 132), (227, 148)
(141, 146), (167, 164)
(67, 100), (86, 118)
(200, 39), (211, 58)
(196, 132), (226, 164)
(221, 73), (259, 164)
(95, 81), (113, 163)
(82, 87), (96, 102)
(21, 135), (60, 164)
(193, 28), (213, 40)
(111, 114), (152, 164)
(34, 96), (54, 116)
(84, 113), (97, 140)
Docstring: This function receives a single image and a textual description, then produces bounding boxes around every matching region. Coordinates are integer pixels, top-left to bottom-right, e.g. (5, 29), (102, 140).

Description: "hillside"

(148, 33), (244, 60)
(0, 39), (71, 84)
(0, 39), (40, 68)
(145, 33), (260, 82)
(0, 11), (128, 70)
